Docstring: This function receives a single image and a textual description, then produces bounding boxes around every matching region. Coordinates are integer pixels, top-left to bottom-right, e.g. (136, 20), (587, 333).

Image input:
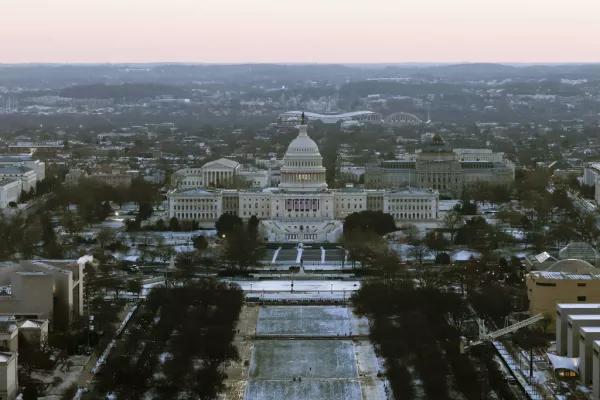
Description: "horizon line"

(2, 61), (600, 66)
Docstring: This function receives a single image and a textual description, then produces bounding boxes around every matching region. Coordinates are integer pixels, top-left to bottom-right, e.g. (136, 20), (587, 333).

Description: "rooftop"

(558, 304), (600, 309)
(280, 110), (379, 119)
(567, 314), (600, 321)
(0, 352), (14, 363)
(0, 178), (19, 186)
(579, 326), (600, 334)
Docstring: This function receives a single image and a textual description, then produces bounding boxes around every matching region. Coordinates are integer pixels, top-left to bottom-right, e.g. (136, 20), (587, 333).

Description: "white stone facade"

(0, 179), (20, 208)
(172, 159), (241, 189)
(167, 120), (439, 242)
(0, 167), (37, 192)
(0, 156), (45, 182)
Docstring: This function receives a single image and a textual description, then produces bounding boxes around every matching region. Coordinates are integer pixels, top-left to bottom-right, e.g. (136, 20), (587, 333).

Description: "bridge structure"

(384, 111), (423, 126)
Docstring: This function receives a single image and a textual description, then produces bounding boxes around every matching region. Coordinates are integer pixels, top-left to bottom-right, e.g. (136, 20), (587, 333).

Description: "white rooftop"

(580, 327), (600, 334)
(568, 314), (600, 321)
(558, 304), (600, 309)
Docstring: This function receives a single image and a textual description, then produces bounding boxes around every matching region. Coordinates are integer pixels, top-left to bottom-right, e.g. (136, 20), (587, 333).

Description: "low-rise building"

(0, 259), (86, 320)
(556, 304), (600, 356)
(17, 319), (48, 345)
(65, 168), (137, 187)
(0, 319), (18, 353)
(526, 260), (600, 320)
(0, 179), (20, 209)
(0, 156), (45, 182)
(0, 351), (17, 400)
(579, 327), (600, 385)
(566, 315), (600, 357)
(0, 166), (37, 192)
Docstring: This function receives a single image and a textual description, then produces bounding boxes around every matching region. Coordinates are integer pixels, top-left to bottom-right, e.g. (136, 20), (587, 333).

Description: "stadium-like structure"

(277, 110), (423, 127)
(384, 111), (423, 126)
(277, 111), (382, 126)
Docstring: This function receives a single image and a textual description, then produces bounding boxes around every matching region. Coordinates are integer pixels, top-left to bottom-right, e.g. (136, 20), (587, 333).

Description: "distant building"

(0, 351), (17, 400)
(17, 319), (48, 345)
(0, 166), (37, 192)
(171, 159), (242, 189)
(365, 135), (515, 196)
(168, 120), (439, 242)
(0, 179), (20, 209)
(277, 111), (382, 126)
(0, 259), (86, 319)
(65, 167), (137, 187)
(526, 259), (600, 330)
(0, 319), (18, 353)
(0, 156), (45, 182)
(8, 141), (63, 154)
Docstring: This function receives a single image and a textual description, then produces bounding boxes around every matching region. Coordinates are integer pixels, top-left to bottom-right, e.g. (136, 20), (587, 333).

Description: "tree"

(513, 327), (547, 380)
(342, 229), (386, 268)
(155, 218), (166, 231)
(400, 224), (421, 244)
(436, 252), (451, 265)
(344, 211), (396, 237)
(127, 279), (143, 298)
(138, 202), (154, 221)
(169, 217), (180, 231)
(96, 228), (114, 249)
(248, 215), (260, 237)
(222, 226), (265, 270)
(215, 214), (243, 238)
(157, 245), (175, 265)
(425, 231), (448, 256)
(443, 211), (463, 242)
(193, 235), (208, 251)
(22, 383), (38, 400)
(408, 239), (430, 265)
(97, 200), (112, 221)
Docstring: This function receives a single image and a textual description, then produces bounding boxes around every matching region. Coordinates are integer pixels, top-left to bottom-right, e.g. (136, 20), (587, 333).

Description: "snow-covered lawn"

(256, 306), (358, 337)
(452, 250), (481, 261)
(249, 340), (358, 379)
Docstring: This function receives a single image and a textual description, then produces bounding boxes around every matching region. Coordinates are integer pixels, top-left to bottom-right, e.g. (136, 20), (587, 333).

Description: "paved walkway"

(75, 303), (136, 389)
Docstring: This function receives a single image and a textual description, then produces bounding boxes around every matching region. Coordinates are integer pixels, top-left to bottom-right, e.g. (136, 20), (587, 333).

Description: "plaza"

(225, 305), (385, 400)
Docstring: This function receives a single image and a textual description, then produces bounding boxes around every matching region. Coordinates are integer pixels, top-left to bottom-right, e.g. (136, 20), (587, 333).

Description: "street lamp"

(250, 283), (253, 293)
(87, 315), (95, 349)
(330, 283), (333, 294)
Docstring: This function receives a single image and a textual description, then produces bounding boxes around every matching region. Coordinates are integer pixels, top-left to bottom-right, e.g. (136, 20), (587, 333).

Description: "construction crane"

(460, 313), (544, 354)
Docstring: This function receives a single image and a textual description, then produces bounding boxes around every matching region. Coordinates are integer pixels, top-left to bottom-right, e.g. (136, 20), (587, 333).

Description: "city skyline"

(2, 0), (599, 64)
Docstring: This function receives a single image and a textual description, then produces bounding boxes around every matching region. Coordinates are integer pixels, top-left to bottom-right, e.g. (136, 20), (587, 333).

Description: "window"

(578, 296), (587, 302)
(535, 282), (556, 287)
(577, 283), (587, 287)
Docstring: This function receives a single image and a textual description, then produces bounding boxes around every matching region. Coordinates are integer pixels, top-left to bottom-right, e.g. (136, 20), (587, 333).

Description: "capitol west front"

(167, 120), (439, 243)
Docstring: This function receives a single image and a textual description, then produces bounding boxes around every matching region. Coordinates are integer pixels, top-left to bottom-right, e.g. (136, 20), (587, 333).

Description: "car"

(505, 377), (518, 385)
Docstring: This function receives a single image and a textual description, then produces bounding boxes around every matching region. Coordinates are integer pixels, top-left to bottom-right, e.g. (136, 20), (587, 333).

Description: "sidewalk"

(75, 303), (136, 388)
(493, 340), (546, 399)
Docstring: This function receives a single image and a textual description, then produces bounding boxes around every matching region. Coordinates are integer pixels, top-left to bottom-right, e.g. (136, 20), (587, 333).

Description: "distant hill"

(411, 63), (600, 79)
(59, 83), (188, 100)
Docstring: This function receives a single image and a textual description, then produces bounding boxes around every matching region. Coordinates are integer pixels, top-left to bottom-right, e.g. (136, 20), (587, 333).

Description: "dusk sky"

(2, 0), (599, 64)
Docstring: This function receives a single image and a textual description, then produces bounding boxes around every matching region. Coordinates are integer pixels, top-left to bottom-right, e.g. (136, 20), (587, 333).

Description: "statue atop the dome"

(301, 112), (305, 125)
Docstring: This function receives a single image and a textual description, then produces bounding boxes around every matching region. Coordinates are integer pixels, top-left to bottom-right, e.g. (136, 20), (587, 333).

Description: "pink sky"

(2, 0), (599, 63)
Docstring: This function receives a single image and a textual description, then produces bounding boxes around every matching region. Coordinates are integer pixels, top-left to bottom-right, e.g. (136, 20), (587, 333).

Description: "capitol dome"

(279, 114), (328, 192)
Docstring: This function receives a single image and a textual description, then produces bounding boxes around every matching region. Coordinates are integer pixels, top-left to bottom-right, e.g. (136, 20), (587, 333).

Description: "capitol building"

(167, 116), (439, 243)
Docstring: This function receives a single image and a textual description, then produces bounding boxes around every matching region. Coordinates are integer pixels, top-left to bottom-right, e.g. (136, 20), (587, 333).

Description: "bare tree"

(443, 211), (464, 243)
